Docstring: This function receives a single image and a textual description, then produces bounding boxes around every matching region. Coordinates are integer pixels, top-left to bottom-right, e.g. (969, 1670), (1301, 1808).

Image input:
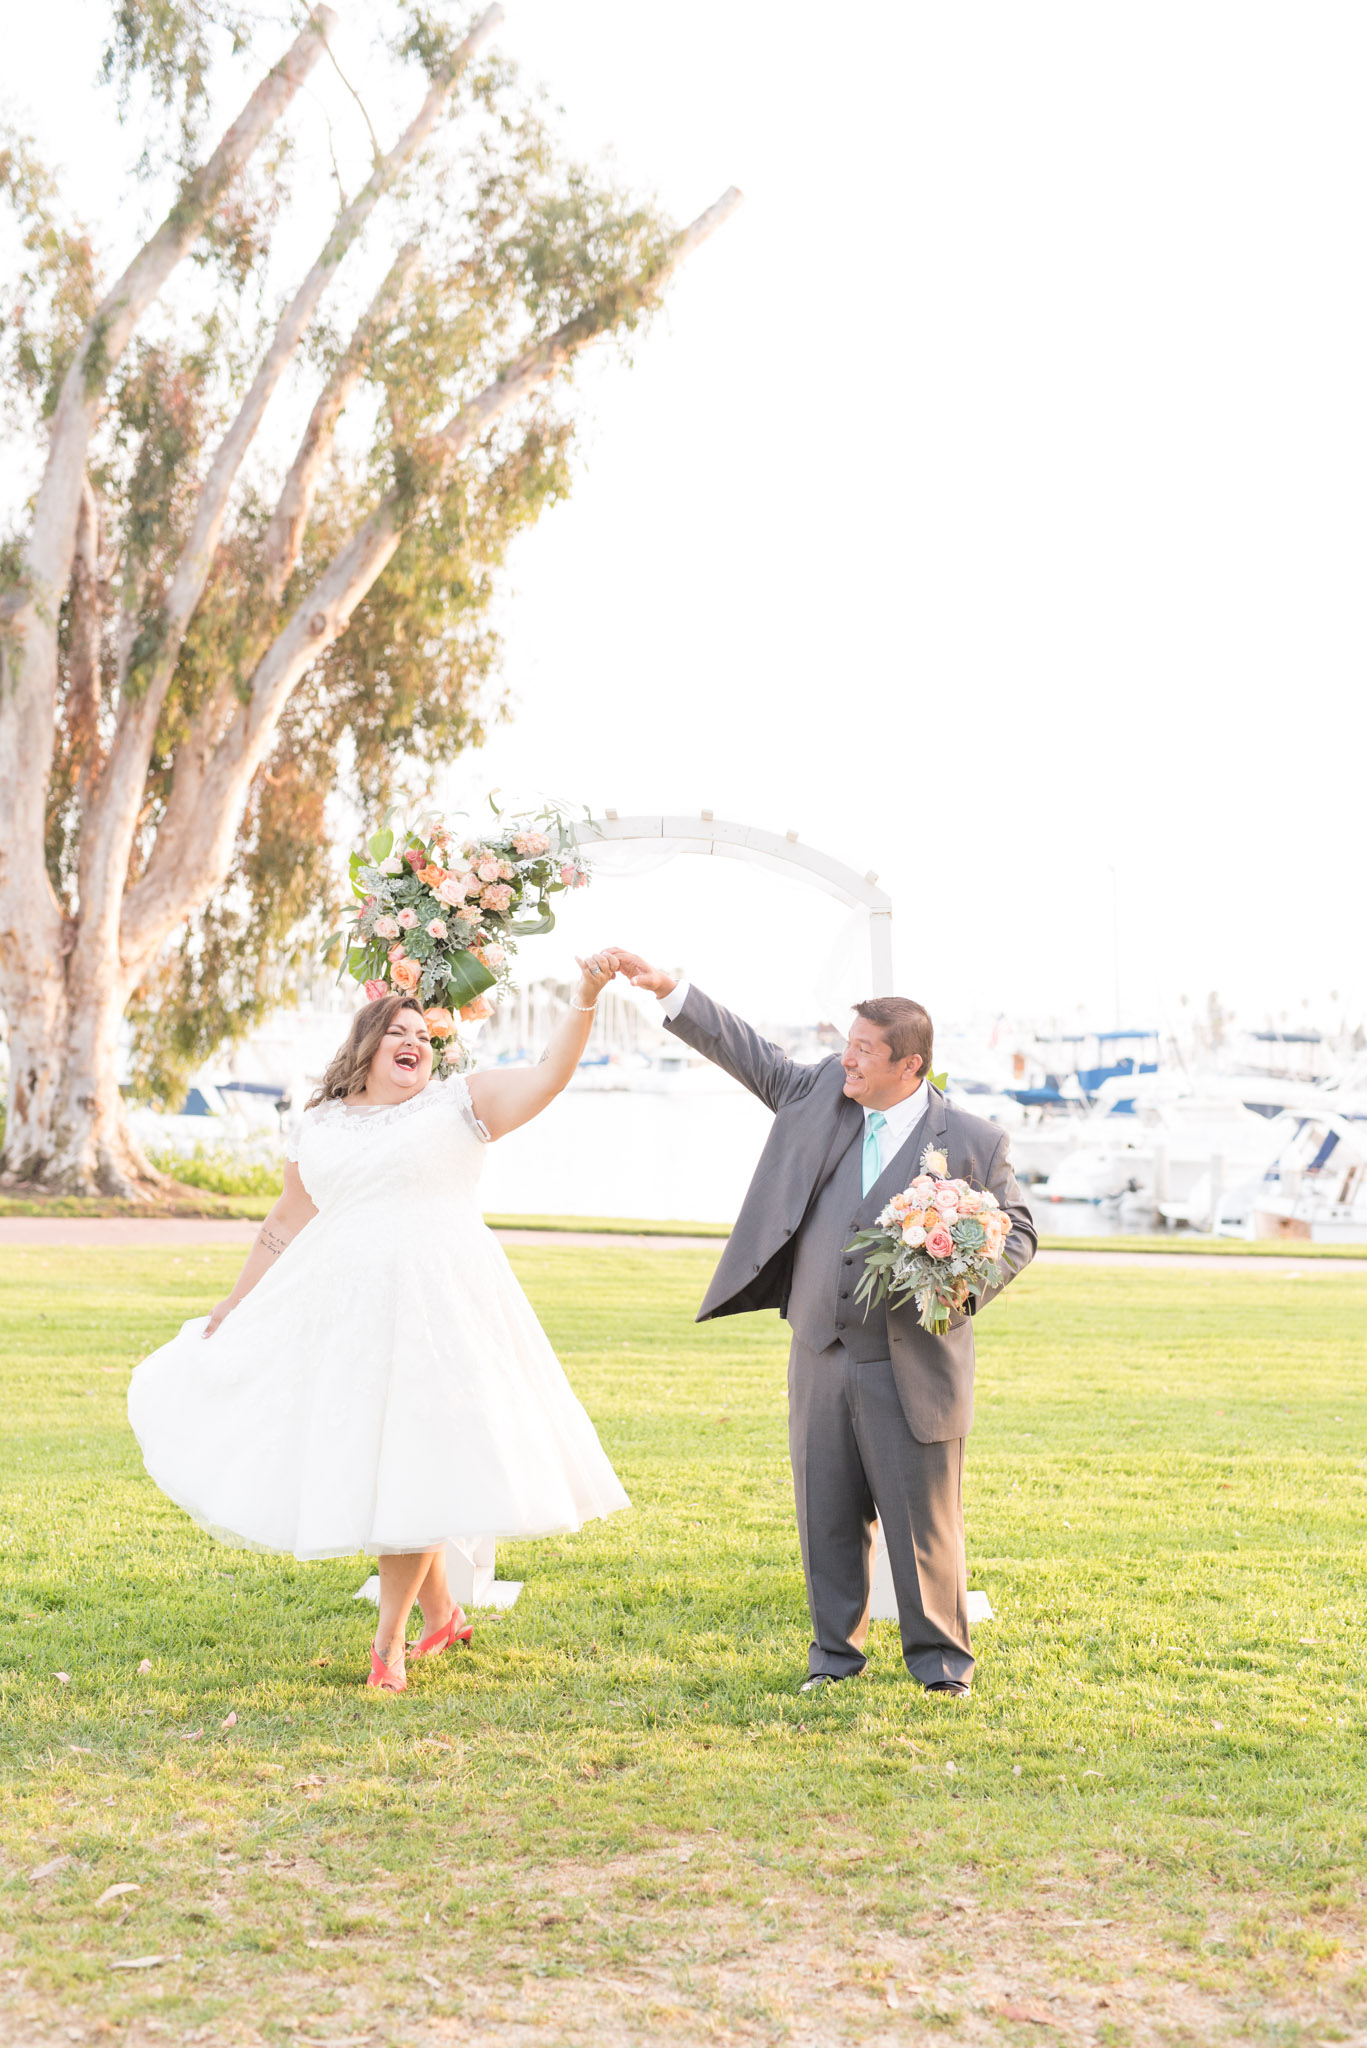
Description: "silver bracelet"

(569, 998), (598, 1013)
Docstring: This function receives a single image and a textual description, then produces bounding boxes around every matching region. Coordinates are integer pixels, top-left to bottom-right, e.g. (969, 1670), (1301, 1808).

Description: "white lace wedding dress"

(127, 1077), (630, 1559)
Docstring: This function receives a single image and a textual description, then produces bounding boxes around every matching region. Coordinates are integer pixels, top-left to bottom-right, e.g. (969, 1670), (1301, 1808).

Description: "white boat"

(1212, 1108), (1367, 1241)
(1037, 1073), (1286, 1225)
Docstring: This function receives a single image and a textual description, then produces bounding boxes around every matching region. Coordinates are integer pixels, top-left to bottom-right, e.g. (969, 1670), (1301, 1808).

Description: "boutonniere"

(921, 1145), (948, 1177)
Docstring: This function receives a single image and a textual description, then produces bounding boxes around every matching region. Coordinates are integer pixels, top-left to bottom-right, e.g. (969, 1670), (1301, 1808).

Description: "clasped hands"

(574, 948), (676, 1004)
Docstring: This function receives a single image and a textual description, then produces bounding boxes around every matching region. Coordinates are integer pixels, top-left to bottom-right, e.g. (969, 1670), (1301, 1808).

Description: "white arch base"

(579, 812), (895, 995)
(868, 1527), (995, 1625)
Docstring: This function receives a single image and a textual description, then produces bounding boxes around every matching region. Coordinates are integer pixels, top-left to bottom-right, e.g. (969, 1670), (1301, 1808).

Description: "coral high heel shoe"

(367, 1643), (407, 1692)
(410, 1606), (473, 1659)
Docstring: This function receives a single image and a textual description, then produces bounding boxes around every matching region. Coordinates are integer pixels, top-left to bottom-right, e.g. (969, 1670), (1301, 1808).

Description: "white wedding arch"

(577, 810), (896, 994)
(358, 812), (906, 1620)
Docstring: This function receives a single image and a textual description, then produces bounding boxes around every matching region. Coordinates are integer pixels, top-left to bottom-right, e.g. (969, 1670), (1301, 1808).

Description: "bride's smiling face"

(365, 1008), (433, 1099)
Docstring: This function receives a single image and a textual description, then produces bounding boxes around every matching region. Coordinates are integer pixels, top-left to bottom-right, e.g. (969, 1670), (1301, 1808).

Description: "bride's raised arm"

(466, 952), (620, 1141)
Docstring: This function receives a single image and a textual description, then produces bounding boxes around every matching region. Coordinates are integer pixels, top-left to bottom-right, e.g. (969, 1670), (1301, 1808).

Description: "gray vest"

(788, 1120), (922, 1361)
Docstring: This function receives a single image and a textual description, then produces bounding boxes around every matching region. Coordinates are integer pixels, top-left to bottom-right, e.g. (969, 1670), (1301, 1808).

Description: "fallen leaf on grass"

(996, 2001), (1070, 2030)
(55, 1671), (71, 1685)
(96, 1884), (141, 1909)
(179, 1729), (203, 1742)
(885, 1985), (900, 2010)
(28, 1856), (72, 1883)
(68, 1745), (92, 1755)
(417, 1972), (443, 1993)
(293, 1775), (326, 1790)
(221, 1712), (237, 1730)
(110, 1955), (167, 1972)
(137, 1659), (152, 1675)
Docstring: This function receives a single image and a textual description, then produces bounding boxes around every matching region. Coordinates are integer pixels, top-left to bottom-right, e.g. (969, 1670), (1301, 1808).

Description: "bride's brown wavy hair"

(307, 994), (428, 1109)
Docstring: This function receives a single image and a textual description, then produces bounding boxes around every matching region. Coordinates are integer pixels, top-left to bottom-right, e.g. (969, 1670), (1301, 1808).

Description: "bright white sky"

(8, 3), (1366, 1041)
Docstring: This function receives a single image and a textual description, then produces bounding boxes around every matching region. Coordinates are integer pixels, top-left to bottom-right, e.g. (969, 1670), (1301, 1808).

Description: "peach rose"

(391, 958), (422, 992)
(925, 1225), (955, 1259)
(480, 942), (506, 968)
(397, 908), (418, 929)
(958, 1189), (983, 1216)
(513, 830), (550, 857)
(435, 876), (466, 907)
(423, 1005), (456, 1038)
(363, 978), (387, 1000)
(373, 914), (400, 939)
(459, 995), (492, 1021)
(476, 858), (500, 883)
(426, 919), (447, 940)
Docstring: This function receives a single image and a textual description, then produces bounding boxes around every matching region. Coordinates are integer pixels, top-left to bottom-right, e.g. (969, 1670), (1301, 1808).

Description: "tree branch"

(143, 243), (423, 875)
(118, 185), (744, 974)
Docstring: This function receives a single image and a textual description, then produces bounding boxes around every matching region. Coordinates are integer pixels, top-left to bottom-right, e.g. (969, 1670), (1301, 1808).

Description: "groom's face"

(841, 1020), (924, 1108)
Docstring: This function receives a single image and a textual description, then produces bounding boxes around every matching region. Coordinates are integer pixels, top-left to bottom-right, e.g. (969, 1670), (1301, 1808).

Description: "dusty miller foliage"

(1, 1), (674, 1105)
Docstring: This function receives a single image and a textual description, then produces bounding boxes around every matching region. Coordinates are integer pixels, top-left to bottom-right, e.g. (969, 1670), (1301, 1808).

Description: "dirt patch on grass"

(5, 1840), (1365, 2046)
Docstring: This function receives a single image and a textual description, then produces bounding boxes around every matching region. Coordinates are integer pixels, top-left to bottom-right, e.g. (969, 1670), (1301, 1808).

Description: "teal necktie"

(862, 1110), (887, 1196)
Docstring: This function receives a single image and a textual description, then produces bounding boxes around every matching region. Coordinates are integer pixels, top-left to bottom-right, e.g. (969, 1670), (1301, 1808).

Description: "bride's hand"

(573, 951), (620, 1007)
(203, 1297), (236, 1339)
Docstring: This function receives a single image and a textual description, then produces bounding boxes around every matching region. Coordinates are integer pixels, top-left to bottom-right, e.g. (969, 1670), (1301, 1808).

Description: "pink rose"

(911, 1175), (936, 1194)
(373, 914), (400, 939)
(363, 978), (387, 1000)
(480, 883), (513, 912)
(901, 1223), (927, 1248)
(476, 858), (500, 883)
(559, 863), (578, 886)
(925, 1226), (955, 1259)
(435, 876), (466, 907)
(404, 847), (425, 869)
(426, 919), (447, 939)
(397, 908), (418, 929)
(387, 942), (407, 963)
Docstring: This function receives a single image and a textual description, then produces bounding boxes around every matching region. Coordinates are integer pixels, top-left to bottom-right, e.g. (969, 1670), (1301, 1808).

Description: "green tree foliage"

(1, 2), (693, 1110)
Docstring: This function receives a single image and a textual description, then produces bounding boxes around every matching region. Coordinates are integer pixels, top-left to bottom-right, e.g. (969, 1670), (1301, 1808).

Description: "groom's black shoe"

(925, 1679), (971, 1698)
(798, 1672), (858, 1695)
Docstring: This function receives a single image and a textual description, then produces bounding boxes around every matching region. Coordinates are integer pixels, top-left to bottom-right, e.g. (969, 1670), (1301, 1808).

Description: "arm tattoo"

(258, 1225), (292, 1260)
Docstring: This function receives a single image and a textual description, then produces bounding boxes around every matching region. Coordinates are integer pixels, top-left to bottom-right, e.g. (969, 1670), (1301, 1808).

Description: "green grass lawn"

(1, 1248), (1365, 2045)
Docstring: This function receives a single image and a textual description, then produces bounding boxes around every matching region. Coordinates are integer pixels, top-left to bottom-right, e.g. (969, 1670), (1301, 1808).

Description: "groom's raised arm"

(612, 953), (821, 1114)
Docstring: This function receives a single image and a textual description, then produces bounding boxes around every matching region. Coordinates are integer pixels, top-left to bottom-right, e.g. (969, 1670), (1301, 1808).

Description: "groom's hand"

(610, 949), (677, 1000)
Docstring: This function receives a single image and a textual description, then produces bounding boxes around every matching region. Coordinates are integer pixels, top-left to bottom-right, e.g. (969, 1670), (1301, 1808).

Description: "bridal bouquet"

(337, 806), (590, 1052)
(845, 1145), (1012, 1335)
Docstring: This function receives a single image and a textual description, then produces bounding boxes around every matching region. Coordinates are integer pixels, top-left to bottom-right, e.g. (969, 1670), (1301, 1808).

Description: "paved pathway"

(0, 1216), (1364, 1271)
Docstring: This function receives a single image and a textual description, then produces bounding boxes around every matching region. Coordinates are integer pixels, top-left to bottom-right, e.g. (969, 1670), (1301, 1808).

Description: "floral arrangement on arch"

(844, 1144), (1013, 1334)
(337, 806), (590, 1058)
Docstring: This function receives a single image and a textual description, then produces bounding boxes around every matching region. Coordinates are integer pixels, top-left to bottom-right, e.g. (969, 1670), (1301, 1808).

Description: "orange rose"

(459, 995), (492, 1022)
(423, 1005), (455, 1039)
(391, 958), (421, 992)
(922, 1207), (941, 1230)
(419, 864), (447, 887)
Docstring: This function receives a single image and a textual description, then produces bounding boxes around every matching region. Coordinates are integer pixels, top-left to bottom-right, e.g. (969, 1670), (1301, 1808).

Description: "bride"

(127, 952), (630, 1692)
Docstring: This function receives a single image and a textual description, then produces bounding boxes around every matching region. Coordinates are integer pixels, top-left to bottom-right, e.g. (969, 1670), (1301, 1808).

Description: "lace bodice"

(285, 1076), (488, 1218)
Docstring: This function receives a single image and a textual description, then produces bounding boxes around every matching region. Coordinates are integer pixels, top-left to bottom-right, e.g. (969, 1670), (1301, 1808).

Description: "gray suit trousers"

(788, 1336), (973, 1686)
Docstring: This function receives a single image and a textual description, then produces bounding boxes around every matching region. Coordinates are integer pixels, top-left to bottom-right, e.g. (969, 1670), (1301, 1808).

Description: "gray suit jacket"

(665, 985), (1037, 1442)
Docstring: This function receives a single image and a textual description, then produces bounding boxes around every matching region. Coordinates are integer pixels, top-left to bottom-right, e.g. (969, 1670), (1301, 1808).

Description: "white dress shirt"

(658, 976), (929, 1181)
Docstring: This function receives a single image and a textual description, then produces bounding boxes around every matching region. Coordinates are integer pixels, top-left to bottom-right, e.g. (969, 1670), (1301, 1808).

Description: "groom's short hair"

(853, 997), (933, 1071)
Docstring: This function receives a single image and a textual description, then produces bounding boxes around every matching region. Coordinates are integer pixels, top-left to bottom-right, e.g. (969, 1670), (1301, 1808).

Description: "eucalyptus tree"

(0, 1), (738, 1193)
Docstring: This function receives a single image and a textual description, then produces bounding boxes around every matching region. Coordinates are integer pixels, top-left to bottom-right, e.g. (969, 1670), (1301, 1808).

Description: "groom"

(611, 956), (1036, 1697)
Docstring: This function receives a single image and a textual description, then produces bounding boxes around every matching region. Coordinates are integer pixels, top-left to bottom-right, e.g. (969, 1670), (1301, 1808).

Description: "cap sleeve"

(449, 1073), (491, 1143)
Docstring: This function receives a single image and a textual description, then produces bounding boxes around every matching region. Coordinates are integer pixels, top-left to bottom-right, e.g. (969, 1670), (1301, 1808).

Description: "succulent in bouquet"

(335, 805), (590, 1063)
